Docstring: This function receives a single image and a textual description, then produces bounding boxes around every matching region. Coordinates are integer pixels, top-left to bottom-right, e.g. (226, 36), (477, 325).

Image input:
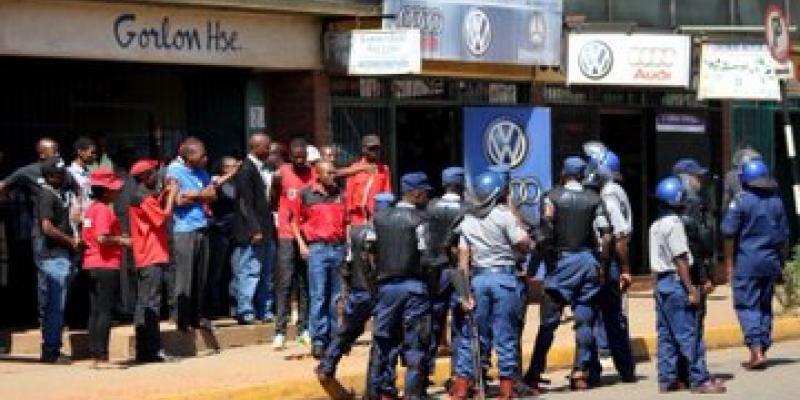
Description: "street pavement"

(0, 286), (799, 400)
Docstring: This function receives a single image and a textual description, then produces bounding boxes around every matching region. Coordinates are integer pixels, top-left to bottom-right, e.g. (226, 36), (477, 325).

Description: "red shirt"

(277, 164), (316, 239)
(345, 158), (392, 226)
(129, 191), (170, 268)
(299, 183), (347, 243)
(82, 201), (124, 269)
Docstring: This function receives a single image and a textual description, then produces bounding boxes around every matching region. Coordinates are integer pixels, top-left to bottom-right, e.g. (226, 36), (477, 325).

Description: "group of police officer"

(316, 140), (790, 400)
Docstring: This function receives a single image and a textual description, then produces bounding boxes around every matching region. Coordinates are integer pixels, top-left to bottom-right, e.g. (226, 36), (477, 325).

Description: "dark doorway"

(395, 106), (462, 192)
(597, 110), (648, 274)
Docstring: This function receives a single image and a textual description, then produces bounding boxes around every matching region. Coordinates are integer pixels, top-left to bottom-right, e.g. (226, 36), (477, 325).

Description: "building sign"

(324, 29), (421, 75)
(697, 43), (783, 101)
(463, 107), (552, 229)
(656, 113), (706, 134)
(566, 33), (693, 87)
(0, 0), (320, 69)
(383, 0), (562, 66)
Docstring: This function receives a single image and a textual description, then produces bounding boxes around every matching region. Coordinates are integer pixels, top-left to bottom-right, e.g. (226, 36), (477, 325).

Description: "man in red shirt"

(344, 135), (392, 227)
(128, 159), (178, 363)
(293, 161), (347, 358)
(272, 138), (316, 349)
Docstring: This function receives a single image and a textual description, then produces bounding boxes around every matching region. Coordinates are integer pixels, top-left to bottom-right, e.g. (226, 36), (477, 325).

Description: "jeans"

(306, 243), (344, 347)
(39, 253), (73, 357)
(87, 269), (120, 360)
(135, 265), (164, 359)
(275, 239), (308, 335)
(254, 240), (276, 321)
(526, 292), (564, 381)
(231, 242), (273, 321)
(173, 230), (209, 328)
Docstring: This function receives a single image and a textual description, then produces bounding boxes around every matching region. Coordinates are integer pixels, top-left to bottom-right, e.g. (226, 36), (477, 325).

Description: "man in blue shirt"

(166, 137), (218, 332)
(721, 159), (790, 371)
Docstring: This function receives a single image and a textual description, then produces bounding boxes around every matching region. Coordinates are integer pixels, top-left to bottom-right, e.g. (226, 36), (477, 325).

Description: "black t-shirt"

(37, 186), (74, 252)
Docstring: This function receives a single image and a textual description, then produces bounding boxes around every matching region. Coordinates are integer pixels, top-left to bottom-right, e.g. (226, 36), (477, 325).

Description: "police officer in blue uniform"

(650, 176), (726, 394)
(316, 192), (394, 381)
(671, 159), (716, 387)
(449, 169), (532, 400)
(424, 167), (468, 384)
(365, 173), (433, 400)
(541, 156), (611, 390)
(721, 159), (790, 371)
(582, 148), (637, 382)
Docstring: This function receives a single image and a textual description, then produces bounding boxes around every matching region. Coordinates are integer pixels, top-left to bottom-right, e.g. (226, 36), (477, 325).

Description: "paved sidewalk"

(0, 286), (799, 400)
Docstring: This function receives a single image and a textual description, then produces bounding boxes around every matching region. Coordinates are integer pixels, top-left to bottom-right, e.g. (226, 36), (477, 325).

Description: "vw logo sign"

(462, 7), (492, 57)
(510, 176), (543, 205)
(578, 40), (613, 80)
(483, 118), (528, 168)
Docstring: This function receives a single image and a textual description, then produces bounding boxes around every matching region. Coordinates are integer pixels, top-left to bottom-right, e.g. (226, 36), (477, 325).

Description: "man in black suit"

(231, 133), (276, 324)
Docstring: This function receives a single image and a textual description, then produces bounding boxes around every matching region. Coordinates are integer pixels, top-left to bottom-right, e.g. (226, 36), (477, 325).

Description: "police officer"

(425, 167), (468, 383)
(672, 159), (716, 386)
(366, 173), (432, 400)
(650, 176), (726, 394)
(542, 156), (611, 390)
(721, 159), (790, 371)
(583, 148), (637, 382)
(722, 146), (761, 209)
(450, 170), (532, 400)
(316, 192), (394, 381)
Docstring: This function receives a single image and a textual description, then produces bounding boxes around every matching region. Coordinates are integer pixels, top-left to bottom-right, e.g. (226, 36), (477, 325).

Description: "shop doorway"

(395, 106), (462, 192)
(597, 110), (648, 274)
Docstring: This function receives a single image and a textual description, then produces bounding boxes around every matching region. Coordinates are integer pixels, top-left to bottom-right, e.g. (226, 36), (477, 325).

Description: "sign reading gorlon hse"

(113, 14), (242, 53)
(0, 0), (320, 69)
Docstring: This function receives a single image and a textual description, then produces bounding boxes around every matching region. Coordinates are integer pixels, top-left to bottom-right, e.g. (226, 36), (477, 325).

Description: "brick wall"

(265, 71), (331, 147)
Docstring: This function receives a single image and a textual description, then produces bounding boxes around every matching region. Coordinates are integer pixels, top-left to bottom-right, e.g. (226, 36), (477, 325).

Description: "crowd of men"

(0, 133), (792, 399)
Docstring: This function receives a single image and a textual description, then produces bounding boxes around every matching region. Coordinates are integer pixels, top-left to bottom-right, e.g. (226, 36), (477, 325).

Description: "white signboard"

(567, 33), (693, 87)
(0, 0), (321, 69)
(349, 29), (421, 75)
(697, 43), (783, 101)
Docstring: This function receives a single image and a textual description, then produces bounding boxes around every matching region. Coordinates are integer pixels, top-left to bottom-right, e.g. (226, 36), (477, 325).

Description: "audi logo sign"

(567, 33), (692, 87)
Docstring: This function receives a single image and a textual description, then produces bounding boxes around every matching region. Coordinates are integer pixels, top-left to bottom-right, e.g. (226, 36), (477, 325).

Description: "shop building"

(0, 0), (378, 326)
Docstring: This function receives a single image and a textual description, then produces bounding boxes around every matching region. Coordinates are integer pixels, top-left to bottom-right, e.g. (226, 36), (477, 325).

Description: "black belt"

(308, 240), (345, 246)
(656, 271), (678, 280)
(472, 266), (517, 275)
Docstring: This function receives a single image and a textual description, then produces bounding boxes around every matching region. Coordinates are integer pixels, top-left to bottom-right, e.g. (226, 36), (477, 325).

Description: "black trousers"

(275, 239), (308, 335)
(173, 230), (209, 328)
(135, 265), (164, 358)
(87, 269), (120, 360)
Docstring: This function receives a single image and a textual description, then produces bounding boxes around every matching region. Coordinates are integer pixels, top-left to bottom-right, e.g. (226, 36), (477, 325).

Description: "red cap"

(130, 159), (159, 177)
(88, 168), (123, 190)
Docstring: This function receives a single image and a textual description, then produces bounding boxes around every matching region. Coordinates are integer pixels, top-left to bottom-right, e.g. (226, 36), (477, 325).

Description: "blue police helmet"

(374, 192), (395, 211)
(739, 159), (777, 189)
(655, 176), (685, 206)
(472, 170), (507, 206)
(604, 151), (621, 174)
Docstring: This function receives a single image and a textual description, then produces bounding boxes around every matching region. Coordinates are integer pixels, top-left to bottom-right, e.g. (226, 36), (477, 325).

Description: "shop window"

(565, 0), (609, 22)
(675, 0), (731, 25)
(608, 0), (670, 27)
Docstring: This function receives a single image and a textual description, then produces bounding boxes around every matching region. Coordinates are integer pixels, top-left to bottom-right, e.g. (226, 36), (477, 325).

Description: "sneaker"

(296, 331), (311, 347)
(691, 380), (726, 394)
(273, 334), (286, 350)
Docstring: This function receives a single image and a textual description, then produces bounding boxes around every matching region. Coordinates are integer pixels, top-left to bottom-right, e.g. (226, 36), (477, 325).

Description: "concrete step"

(0, 319), (304, 360)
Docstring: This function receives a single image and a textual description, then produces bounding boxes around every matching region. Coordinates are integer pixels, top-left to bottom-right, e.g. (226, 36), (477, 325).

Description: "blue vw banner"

(464, 106), (552, 218)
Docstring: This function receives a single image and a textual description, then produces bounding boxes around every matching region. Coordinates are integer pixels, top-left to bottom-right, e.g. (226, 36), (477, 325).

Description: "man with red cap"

(128, 159), (179, 362)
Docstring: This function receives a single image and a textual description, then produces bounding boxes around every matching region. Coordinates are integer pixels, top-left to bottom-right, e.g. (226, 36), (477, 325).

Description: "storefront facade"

(0, 0), (375, 326)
